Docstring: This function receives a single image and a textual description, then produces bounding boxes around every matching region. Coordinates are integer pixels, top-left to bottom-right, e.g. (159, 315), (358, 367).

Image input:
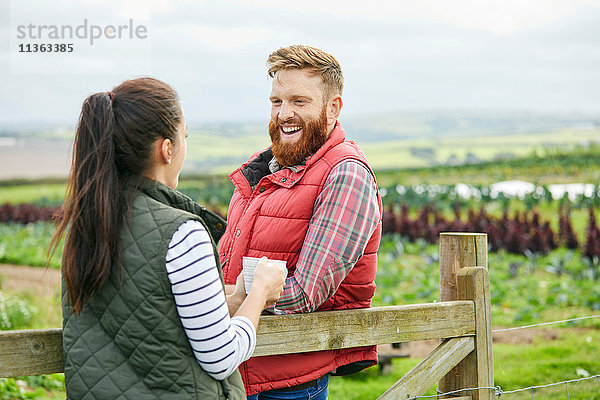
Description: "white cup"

(242, 256), (287, 294)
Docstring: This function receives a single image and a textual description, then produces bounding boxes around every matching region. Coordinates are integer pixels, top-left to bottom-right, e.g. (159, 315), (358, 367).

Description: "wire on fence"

(492, 314), (600, 333)
(411, 386), (499, 400)
(496, 374), (600, 398)
(407, 375), (600, 400)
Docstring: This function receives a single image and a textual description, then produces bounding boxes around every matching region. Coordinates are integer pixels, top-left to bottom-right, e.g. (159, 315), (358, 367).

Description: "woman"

(50, 77), (286, 399)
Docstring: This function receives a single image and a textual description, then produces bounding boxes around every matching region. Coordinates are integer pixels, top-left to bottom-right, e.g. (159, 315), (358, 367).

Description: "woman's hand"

(226, 273), (247, 316)
(250, 257), (286, 307)
(233, 257), (286, 329)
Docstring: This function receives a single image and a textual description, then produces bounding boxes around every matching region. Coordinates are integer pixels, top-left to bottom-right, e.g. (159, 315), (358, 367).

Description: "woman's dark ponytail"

(50, 78), (181, 313)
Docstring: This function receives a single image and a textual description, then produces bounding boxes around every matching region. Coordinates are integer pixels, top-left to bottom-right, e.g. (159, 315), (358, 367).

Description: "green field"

(4, 136), (600, 206)
(6, 111), (598, 177)
(0, 183), (66, 205)
(183, 128), (270, 175)
(182, 125), (600, 174)
(2, 137), (600, 399)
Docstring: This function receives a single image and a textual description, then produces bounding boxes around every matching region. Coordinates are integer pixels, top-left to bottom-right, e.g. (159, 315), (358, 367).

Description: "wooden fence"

(0, 233), (493, 400)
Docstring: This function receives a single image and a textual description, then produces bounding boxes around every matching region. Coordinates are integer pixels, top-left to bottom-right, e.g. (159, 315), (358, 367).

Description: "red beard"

(269, 108), (328, 167)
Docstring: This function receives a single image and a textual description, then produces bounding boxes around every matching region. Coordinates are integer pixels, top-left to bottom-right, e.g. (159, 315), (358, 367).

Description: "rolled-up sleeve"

(272, 160), (380, 314)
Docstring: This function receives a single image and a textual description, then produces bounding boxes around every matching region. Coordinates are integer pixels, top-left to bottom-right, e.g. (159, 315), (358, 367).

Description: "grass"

(492, 330), (600, 400)
(375, 143), (600, 187)
(0, 375), (65, 400)
(362, 127), (600, 172)
(329, 358), (436, 399)
(183, 129), (270, 175)
(0, 223), (62, 269)
(330, 329), (600, 400)
(18, 290), (61, 330)
(0, 183), (65, 206)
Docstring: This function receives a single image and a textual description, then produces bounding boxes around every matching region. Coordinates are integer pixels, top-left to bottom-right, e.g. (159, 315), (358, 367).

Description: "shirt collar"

(268, 157), (303, 173)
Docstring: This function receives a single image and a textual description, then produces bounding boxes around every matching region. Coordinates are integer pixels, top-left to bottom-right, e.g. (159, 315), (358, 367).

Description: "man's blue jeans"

(246, 375), (329, 400)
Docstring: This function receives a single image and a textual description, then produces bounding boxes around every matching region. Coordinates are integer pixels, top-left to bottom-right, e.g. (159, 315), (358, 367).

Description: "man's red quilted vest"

(218, 123), (382, 395)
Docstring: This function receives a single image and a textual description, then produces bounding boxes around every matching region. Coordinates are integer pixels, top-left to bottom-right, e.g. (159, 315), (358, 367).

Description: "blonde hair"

(267, 45), (343, 100)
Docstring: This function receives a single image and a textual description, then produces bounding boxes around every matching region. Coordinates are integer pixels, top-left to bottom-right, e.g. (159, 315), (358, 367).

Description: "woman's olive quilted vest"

(62, 179), (246, 399)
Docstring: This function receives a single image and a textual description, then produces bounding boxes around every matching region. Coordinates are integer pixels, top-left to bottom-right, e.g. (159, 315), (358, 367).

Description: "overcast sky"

(1, 0), (599, 127)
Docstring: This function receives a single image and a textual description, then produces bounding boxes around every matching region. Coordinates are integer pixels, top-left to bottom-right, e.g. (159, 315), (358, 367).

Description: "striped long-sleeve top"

(166, 220), (256, 380)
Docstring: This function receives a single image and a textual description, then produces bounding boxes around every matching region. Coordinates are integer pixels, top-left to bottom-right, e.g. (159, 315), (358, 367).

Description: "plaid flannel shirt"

(270, 159), (380, 314)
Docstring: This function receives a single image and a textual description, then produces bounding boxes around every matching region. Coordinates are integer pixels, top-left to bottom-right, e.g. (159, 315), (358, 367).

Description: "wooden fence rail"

(0, 233), (493, 400)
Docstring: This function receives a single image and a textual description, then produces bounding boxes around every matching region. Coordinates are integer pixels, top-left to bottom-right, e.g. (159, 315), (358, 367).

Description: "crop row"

(2, 199), (600, 265)
(0, 203), (57, 224)
(383, 203), (599, 261)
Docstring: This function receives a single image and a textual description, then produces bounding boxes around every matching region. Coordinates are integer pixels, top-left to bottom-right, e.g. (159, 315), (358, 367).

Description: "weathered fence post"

(440, 233), (488, 303)
(439, 233), (492, 400)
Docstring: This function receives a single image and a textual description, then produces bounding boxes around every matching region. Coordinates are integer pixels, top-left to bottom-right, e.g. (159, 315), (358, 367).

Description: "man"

(219, 44), (382, 399)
